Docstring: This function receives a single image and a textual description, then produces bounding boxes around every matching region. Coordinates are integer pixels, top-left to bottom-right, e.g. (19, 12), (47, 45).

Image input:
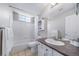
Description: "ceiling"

(47, 3), (75, 18)
(8, 3), (76, 18)
(9, 3), (49, 16)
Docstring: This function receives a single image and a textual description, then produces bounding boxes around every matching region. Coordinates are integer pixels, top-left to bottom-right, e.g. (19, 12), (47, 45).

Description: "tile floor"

(11, 48), (37, 56)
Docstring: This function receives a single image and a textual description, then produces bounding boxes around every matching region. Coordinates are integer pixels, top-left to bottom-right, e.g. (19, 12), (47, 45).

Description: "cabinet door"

(44, 45), (53, 56)
(38, 42), (45, 56)
(46, 47), (53, 56)
(38, 42), (53, 56)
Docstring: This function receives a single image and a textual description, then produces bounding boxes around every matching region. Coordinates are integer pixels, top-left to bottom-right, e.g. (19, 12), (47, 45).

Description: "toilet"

(27, 41), (39, 54)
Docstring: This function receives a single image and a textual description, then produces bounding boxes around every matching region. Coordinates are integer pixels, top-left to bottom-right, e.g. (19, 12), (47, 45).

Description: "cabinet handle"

(44, 49), (48, 56)
(46, 49), (48, 51)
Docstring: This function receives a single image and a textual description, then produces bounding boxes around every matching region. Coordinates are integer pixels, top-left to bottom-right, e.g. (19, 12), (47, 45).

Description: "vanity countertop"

(37, 38), (79, 56)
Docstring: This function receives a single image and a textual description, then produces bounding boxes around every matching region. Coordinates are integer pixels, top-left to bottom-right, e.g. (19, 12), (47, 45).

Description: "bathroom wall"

(13, 12), (35, 47)
(0, 4), (13, 27)
(47, 9), (75, 38)
(42, 4), (75, 37)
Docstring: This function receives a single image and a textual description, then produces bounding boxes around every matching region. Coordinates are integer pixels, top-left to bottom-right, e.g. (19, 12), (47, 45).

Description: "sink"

(45, 39), (65, 46)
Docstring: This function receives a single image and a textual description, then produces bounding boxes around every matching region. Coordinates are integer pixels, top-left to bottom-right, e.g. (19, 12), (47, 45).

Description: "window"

(19, 15), (31, 22)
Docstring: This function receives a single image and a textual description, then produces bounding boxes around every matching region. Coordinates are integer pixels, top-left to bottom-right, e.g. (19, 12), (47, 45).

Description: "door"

(0, 29), (2, 55)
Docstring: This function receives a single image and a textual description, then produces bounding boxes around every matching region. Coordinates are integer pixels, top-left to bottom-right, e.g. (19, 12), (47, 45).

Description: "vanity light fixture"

(50, 3), (58, 8)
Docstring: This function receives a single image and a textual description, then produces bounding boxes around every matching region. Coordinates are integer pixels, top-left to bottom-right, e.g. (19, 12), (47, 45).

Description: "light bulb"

(51, 3), (56, 5)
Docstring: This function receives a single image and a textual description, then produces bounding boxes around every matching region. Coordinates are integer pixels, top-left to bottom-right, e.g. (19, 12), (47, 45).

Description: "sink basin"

(45, 39), (65, 46)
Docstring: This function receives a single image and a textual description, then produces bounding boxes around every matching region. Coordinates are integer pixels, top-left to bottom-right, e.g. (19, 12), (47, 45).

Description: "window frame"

(19, 14), (31, 22)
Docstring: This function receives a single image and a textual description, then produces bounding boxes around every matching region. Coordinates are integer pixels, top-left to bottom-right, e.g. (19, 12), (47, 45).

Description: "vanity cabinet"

(38, 42), (63, 56)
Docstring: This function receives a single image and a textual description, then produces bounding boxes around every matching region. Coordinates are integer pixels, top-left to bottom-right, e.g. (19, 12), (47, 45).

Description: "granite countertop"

(37, 38), (79, 56)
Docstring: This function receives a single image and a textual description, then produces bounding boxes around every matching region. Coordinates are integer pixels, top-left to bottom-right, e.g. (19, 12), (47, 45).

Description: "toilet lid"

(28, 41), (38, 47)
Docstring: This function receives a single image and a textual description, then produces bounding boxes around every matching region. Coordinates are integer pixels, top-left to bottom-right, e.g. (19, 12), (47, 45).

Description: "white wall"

(47, 9), (75, 38)
(13, 12), (35, 47)
(0, 4), (13, 27)
(39, 3), (77, 39)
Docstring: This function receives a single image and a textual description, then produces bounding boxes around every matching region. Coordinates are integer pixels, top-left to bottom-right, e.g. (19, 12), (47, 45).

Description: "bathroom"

(0, 3), (79, 56)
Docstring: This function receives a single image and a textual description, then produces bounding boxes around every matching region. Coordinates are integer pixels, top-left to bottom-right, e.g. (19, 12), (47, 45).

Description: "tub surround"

(37, 38), (79, 56)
